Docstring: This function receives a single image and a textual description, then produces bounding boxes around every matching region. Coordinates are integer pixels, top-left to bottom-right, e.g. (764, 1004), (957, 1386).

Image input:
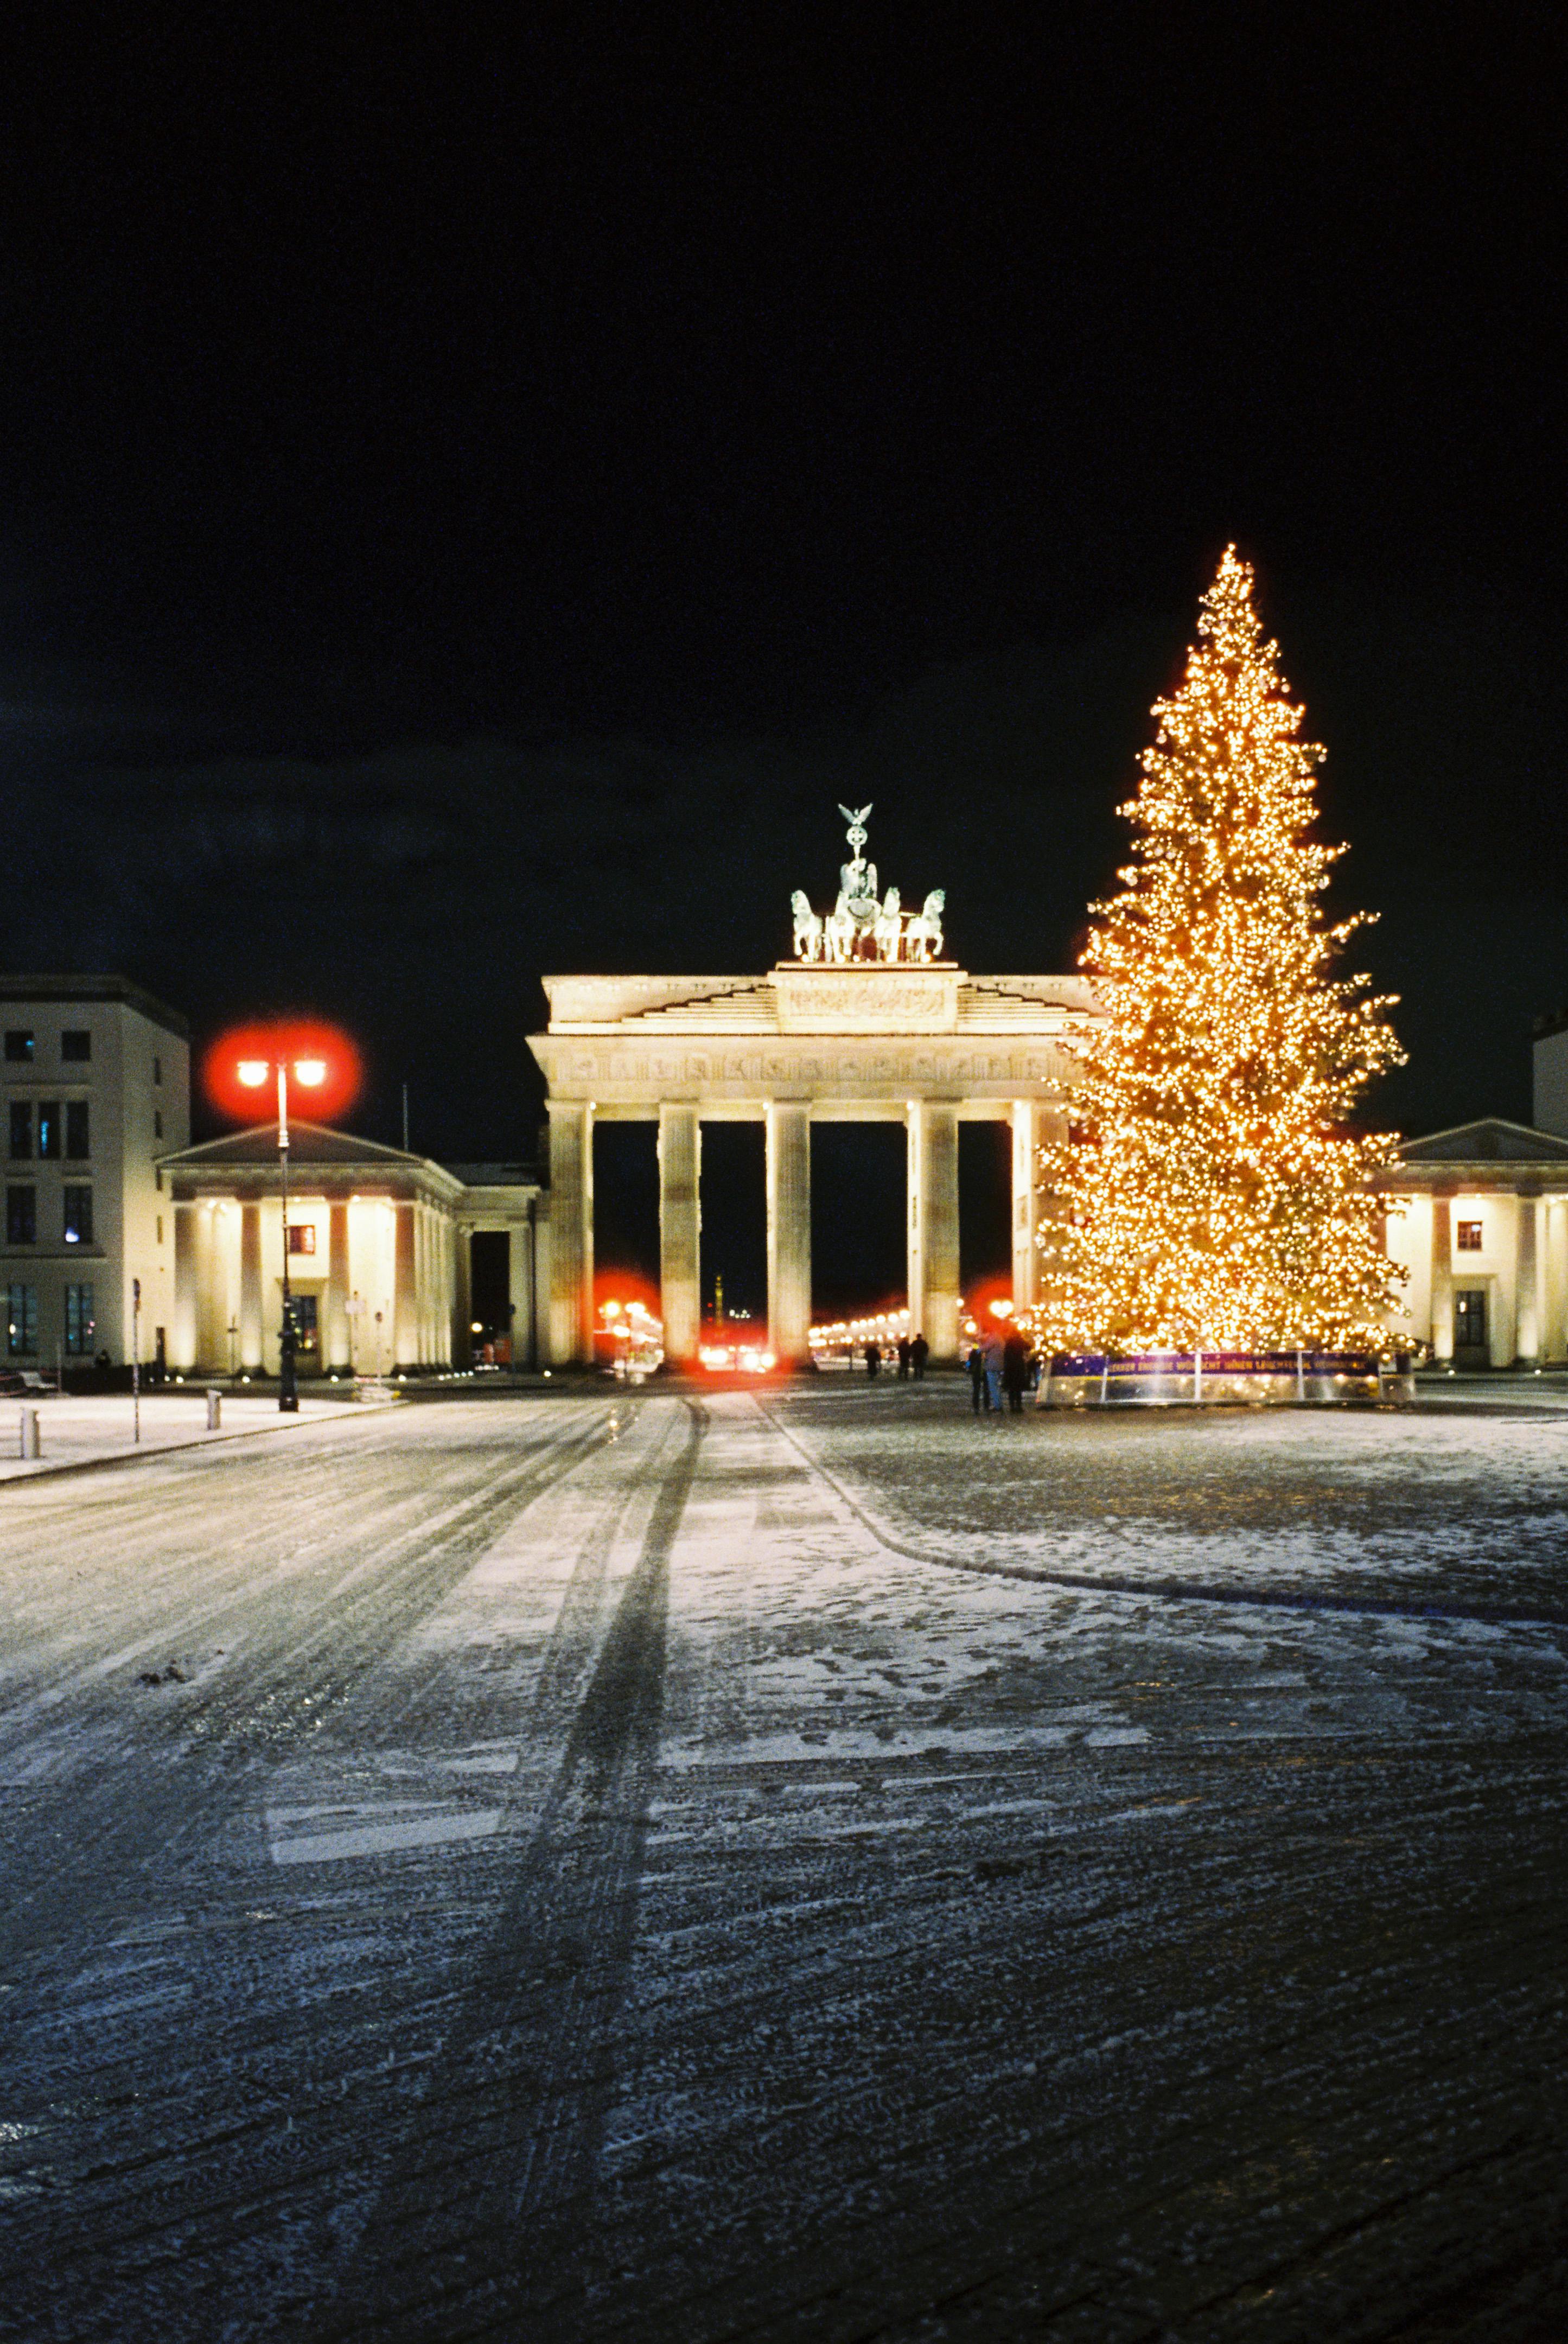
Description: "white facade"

(1, 975), (190, 1371)
(1379, 1119), (1568, 1366)
(159, 1123), (546, 1378)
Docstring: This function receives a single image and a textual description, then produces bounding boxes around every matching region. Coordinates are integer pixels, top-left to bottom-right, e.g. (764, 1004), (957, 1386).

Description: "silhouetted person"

(1003, 1328), (1029, 1413)
(864, 1341), (881, 1378)
(896, 1335), (911, 1379)
(911, 1333), (929, 1380)
(967, 1344), (987, 1413)
(981, 1326), (1005, 1413)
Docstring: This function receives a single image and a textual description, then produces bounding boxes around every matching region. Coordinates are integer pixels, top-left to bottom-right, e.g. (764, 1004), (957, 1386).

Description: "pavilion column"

(239, 1202), (264, 1370)
(1430, 1195), (1453, 1361)
(659, 1105), (702, 1365)
(172, 1202), (200, 1372)
(393, 1202), (418, 1367)
(1491, 1193), (1520, 1367)
(326, 1202), (351, 1370)
(1518, 1194), (1541, 1365)
(766, 1102), (812, 1366)
(908, 1099), (960, 1363)
(1547, 1200), (1568, 1363)
(547, 1102), (594, 1364)
(454, 1224), (473, 1367)
(1011, 1099), (1043, 1310)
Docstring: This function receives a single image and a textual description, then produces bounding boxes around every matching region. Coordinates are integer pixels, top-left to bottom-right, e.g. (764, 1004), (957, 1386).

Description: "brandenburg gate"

(526, 810), (1096, 1365)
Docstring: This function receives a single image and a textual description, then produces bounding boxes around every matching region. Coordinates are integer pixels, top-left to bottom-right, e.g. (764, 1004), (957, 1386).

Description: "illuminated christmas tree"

(1038, 547), (1404, 1352)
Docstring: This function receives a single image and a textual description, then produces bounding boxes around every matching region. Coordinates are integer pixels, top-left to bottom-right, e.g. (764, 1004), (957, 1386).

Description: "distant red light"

(205, 1021), (362, 1125)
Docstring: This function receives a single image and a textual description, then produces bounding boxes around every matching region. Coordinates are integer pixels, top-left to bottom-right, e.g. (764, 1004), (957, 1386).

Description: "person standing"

(980, 1323), (1005, 1415)
(967, 1342), (987, 1413)
(896, 1334), (912, 1379)
(911, 1332), (929, 1381)
(1002, 1327), (1029, 1414)
(864, 1340), (881, 1378)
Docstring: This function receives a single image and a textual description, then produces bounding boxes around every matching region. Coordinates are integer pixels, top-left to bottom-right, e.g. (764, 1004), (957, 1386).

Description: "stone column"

(1430, 1194), (1453, 1361)
(547, 1103), (594, 1364)
(659, 1105), (702, 1365)
(393, 1201), (418, 1367)
(239, 1202), (264, 1370)
(325, 1202), (351, 1370)
(1518, 1194), (1541, 1365)
(172, 1202), (200, 1371)
(509, 1215), (534, 1370)
(908, 1100), (960, 1362)
(1547, 1200), (1567, 1364)
(1011, 1100), (1042, 1310)
(454, 1223), (473, 1367)
(1492, 1193), (1520, 1367)
(766, 1102), (812, 1365)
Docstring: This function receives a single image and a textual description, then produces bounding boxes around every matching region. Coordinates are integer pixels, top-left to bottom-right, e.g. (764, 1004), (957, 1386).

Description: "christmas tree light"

(1037, 547), (1404, 1352)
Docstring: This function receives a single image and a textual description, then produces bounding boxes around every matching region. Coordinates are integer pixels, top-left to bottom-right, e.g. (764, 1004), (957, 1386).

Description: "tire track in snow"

(0, 1404), (623, 1982)
(310, 1399), (704, 2342)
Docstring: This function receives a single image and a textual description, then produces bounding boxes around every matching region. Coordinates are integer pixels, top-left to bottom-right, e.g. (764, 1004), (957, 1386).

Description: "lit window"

(5, 1186), (36, 1244)
(8, 1102), (31, 1161)
(7, 1281), (37, 1355)
(1456, 1220), (1483, 1252)
(37, 1103), (60, 1162)
(64, 1282), (94, 1354)
(62, 1186), (93, 1246)
(66, 1101), (88, 1160)
(288, 1224), (317, 1256)
(61, 1030), (91, 1062)
(4, 1031), (33, 1063)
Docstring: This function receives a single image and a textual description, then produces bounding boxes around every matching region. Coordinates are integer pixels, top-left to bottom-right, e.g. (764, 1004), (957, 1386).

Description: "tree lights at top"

(1037, 547), (1404, 1352)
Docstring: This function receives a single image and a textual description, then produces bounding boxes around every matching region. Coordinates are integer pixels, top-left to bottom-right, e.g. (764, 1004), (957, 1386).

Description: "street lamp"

(235, 1053), (328, 1411)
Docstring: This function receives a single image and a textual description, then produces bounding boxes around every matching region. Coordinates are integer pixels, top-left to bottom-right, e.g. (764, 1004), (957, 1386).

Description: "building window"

(6, 1187), (36, 1244)
(1456, 1220), (1483, 1251)
(4, 1031), (33, 1062)
(61, 1030), (91, 1062)
(153, 1055), (162, 1085)
(1455, 1288), (1488, 1348)
(37, 1102), (60, 1161)
(8, 1102), (30, 1161)
(7, 1282), (37, 1355)
(62, 1186), (93, 1246)
(65, 1282), (94, 1354)
(66, 1101), (89, 1160)
(288, 1223), (317, 1256)
(154, 1109), (163, 1140)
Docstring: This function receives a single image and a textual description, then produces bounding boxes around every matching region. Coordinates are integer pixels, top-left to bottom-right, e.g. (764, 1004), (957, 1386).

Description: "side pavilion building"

(527, 962), (1095, 1366)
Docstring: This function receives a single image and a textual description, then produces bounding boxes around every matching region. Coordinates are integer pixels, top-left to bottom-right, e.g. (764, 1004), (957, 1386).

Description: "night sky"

(3, 15), (1566, 1208)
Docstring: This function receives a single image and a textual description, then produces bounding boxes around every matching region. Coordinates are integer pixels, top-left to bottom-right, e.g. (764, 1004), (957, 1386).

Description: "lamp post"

(236, 1053), (328, 1412)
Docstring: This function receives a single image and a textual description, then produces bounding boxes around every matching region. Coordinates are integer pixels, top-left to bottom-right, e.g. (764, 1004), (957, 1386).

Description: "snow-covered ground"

(0, 1388), (372, 1479)
(1, 1387), (1566, 2339)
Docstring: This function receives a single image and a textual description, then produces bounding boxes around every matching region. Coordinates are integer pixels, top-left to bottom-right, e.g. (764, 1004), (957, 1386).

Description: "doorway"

(1454, 1286), (1489, 1366)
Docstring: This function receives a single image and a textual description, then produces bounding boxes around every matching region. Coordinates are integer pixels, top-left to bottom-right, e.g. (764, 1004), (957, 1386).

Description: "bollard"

(20, 1407), (40, 1460)
(206, 1388), (222, 1431)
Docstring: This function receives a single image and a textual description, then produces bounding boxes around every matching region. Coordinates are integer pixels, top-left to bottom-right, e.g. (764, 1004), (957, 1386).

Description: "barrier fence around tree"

(1038, 1350), (1416, 1406)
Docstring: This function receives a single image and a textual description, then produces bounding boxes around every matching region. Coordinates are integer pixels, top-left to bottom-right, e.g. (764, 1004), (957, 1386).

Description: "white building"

(1, 975), (190, 1372)
(157, 1124), (546, 1378)
(1379, 1119), (1568, 1366)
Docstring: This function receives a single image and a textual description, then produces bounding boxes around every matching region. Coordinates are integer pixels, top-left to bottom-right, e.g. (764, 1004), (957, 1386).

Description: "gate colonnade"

(527, 964), (1096, 1366)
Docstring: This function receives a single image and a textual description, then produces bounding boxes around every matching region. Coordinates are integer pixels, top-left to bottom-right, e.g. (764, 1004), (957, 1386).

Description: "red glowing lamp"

(205, 1021), (362, 1126)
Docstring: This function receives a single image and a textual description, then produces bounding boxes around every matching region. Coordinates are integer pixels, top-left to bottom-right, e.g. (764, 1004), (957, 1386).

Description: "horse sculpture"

(903, 888), (946, 961)
(791, 889), (824, 961)
(872, 887), (902, 959)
